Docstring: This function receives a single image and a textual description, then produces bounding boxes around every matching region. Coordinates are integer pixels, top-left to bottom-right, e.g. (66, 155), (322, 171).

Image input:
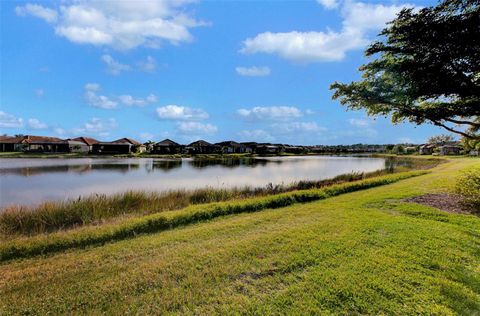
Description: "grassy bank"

(1, 158), (440, 237)
(0, 158), (478, 314)
(0, 171), (427, 262)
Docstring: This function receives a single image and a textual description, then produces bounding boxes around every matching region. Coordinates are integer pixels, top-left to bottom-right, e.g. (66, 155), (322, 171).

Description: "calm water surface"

(0, 156), (389, 208)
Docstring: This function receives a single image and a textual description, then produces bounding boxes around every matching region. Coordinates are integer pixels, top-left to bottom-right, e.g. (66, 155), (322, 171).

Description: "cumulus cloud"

(238, 129), (275, 142)
(84, 83), (156, 108)
(240, 1), (415, 63)
(176, 122), (217, 135)
(27, 118), (48, 130)
(0, 111), (24, 128)
(156, 105), (209, 121)
(235, 66), (271, 77)
(237, 106), (303, 121)
(101, 54), (131, 75)
(84, 83), (118, 109)
(72, 117), (118, 136)
(118, 93), (157, 107)
(16, 1), (206, 50)
(15, 3), (58, 23)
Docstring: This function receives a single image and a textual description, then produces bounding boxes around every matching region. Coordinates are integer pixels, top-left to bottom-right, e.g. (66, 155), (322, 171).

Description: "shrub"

(455, 167), (480, 211)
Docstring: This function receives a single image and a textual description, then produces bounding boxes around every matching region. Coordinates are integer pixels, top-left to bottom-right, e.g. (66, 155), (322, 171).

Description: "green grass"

(0, 158), (478, 315)
(0, 171), (426, 262)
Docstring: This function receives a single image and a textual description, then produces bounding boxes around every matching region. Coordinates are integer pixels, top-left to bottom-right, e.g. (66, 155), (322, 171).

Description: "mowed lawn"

(0, 159), (479, 315)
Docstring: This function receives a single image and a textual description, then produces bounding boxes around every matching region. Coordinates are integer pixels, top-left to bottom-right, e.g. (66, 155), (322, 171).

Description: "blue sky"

(0, 0), (446, 145)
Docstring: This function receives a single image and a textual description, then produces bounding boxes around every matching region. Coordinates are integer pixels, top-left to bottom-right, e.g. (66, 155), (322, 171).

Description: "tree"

(427, 134), (455, 144)
(330, 0), (480, 139)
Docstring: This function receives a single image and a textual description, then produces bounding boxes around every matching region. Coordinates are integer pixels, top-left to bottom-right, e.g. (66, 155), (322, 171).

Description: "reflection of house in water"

(151, 160), (182, 172)
(188, 157), (271, 169)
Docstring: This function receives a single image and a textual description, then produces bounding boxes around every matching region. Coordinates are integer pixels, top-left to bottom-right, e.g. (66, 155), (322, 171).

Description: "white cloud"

(176, 122), (217, 135)
(72, 117), (118, 136)
(0, 111), (24, 128)
(317, 0), (339, 9)
(16, 1), (206, 50)
(348, 118), (370, 127)
(101, 54), (131, 75)
(236, 66), (271, 77)
(138, 56), (157, 73)
(238, 129), (275, 142)
(240, 1), (415, 63)
(27, 118), (48, 130)
(16, 4), (58, 23)
(237, 106), (303, 121)
(271, 122), (326, 134)
(84, 83), (156, 108)
(33, 89), (44, 98)
(156, 105), (209, 121)
(84, 83), (118, 109)
(118, 94), (157, 107)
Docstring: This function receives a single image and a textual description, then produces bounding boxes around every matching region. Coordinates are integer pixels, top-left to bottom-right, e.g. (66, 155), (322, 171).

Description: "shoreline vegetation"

(0, 157), (441, 237)
(0, 171), (428, 262)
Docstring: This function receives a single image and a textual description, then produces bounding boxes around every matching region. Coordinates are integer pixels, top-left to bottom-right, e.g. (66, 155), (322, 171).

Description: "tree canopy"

(330, 0), (480, 139)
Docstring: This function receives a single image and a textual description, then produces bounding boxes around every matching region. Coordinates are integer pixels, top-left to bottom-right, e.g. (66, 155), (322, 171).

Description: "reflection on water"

(0, 156), (391, 208)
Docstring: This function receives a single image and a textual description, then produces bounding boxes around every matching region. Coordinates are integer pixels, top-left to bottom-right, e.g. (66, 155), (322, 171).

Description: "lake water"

(0, 156), (390, 208)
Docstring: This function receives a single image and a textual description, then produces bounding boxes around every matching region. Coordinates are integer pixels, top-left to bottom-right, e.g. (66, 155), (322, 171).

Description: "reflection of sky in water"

(0, 156), (386, 208)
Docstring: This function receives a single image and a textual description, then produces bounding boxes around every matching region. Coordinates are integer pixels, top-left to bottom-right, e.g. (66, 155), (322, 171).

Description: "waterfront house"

(114, 138), (146, 153)
(284, 145), (305, 154)
(241, 142), (258, 153)
(70, 137), (99, 152)
(0, 135), (21, 152)
(186, 140), (218, 154)
(4, 135), (69, 152)
(92, 138), (144, 154)
(256, 143), (282, 155)
(215, 141), (245, 154)
(419, 144), (435, 155)
(438, 144), (462, 155)
(153, 139), (183, 154)
(67, 140), (90, 153)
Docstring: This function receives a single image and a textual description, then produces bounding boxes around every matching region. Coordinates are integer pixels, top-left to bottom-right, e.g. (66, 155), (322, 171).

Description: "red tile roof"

(71, 137), (99, 146)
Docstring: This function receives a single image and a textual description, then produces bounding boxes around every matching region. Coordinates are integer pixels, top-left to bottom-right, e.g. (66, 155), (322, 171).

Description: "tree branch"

(432, 120), (477, 139)
(444, 117), (480, 127)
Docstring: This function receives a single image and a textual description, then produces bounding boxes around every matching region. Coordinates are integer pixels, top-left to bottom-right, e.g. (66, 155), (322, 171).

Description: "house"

(215, 141), (245, 154)
(67, 140), (90, 153)
(419, 144), (435, 155)
(185, 140), (218, 154)
(153, 139), (183, 154)
(438, 144), (462, 155)
(0, 136), (22, 152)
(4, 135), (70, 152)
(70, 137), (99, 152)
(241, 142), (258, 154)
(256, 143), (282, 155)
(284, 145), (305, 154)
(91, 138), (144, 154)
(113, 138), (146, 153)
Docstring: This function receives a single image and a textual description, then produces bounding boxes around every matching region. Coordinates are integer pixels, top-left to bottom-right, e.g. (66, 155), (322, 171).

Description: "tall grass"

(0, 171), (428, 262)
